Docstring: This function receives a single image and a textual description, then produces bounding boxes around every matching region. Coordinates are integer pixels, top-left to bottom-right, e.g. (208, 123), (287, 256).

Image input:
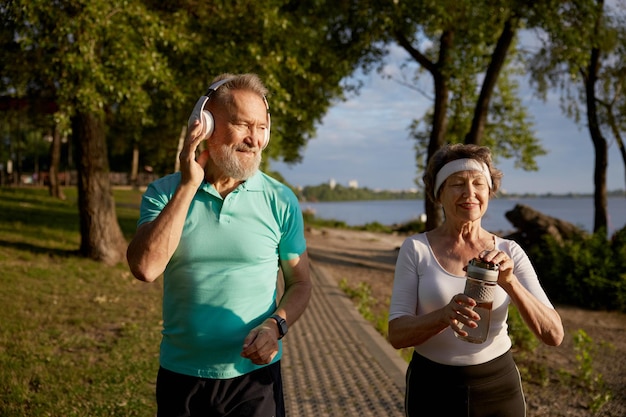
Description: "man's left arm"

(274, 251), (312, 329)
(241, 251), (312, 364)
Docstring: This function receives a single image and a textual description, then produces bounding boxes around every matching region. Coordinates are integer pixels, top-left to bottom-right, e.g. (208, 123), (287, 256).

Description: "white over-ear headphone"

(187, 78), (271, 149)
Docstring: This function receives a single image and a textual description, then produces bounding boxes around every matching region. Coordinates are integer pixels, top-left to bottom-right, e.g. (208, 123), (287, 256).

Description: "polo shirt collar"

(199, 170), (264, 195)
(240, 171), (264, 191)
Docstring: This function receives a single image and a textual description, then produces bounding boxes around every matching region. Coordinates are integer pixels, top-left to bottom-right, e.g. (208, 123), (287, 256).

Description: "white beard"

(209, 143), (261, 180)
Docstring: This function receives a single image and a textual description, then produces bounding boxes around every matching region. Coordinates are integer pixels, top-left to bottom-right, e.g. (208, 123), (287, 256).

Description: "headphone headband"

(189, 77), (271, 148)
(204, 78), (233, 97)
(205, 78), (270, 113)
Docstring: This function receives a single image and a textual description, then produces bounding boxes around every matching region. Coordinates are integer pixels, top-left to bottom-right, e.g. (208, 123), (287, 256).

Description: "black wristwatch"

(270, 314), (288, 339)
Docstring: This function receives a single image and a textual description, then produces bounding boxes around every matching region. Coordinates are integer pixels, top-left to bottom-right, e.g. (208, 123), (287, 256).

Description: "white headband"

(434, 158), (492, 198)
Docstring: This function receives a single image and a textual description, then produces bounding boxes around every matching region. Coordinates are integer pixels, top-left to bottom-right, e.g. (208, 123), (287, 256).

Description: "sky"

(272, 44), (625, 195)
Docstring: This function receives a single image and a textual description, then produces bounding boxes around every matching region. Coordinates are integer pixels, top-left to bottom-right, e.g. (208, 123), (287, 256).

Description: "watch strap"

(270, 314), (287, 339)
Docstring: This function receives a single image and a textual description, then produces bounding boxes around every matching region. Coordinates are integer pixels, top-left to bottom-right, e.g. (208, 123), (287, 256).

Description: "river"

(301, 196), (626, 235)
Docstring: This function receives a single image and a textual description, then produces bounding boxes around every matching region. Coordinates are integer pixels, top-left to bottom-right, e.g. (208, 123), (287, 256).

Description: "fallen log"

(503, 203), (587, 248)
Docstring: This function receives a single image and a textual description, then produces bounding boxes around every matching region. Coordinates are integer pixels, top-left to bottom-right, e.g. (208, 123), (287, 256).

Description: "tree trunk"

(425, 30), (454, 230)
(130, 141), (139, 189)
(72, 110), (127, 265)
(602, 101), (626, 195)
(175, 125), (186, 172)
(394, 28), (453, 230)
(614, 130), (626, 196)
(425, 70), (449, 230)
(585, 7), (609, 235)
(465, 17), (517, 145)
(48, 124), (66, 200)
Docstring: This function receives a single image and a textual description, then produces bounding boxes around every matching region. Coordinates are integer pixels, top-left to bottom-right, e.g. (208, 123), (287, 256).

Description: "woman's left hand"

(480, 250), (564, 346)
(480, 249), (514, 285)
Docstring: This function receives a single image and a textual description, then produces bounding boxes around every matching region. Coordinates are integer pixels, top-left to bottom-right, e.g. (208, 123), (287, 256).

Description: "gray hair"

(423, 143), (503, 203)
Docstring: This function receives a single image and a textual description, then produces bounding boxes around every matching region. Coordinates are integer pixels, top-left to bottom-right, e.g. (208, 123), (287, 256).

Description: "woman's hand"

(442, 293), (480, 336)
(480, 249), (515, 286)
(479, 250), (564, 346)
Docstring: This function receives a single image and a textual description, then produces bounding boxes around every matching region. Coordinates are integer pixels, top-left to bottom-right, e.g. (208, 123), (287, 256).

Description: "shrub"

(527, 226), (626, 312)
(508, 305), (539, 352)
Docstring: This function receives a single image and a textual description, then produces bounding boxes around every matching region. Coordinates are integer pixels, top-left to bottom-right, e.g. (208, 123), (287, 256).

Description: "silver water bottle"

(455, 258), (499, 344)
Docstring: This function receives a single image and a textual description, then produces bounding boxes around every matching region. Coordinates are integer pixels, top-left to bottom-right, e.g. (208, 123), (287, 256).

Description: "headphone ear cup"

(202, 110), (215, 139)
(262, 113), (271, 149)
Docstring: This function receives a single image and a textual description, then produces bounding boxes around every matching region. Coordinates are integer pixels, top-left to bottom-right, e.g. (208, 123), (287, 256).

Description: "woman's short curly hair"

(423, 143), (503, 203)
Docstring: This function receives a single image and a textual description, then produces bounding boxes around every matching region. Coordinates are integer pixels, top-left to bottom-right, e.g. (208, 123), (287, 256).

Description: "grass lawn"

(0, 186), (161, 416)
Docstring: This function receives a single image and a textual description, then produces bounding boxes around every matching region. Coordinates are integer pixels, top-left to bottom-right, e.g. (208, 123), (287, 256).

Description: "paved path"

(281, 262), (407, 416)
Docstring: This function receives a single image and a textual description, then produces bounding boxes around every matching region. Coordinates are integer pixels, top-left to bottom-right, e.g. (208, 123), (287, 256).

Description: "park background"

(1, 1), (626, 416)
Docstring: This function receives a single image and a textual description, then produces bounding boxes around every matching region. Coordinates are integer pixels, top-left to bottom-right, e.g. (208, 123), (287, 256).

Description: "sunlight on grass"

(0, 186), (160, 416)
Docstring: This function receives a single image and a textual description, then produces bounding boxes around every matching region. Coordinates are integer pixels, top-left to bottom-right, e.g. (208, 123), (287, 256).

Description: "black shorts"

(405, 350), (526, 417)
(156, 362), (284, 417)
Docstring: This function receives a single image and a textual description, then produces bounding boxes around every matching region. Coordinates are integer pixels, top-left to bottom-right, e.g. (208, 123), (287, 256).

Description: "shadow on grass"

(0, 239), (81, 258)
(0, 189), (139, 239)
(0, 201), (79, 234)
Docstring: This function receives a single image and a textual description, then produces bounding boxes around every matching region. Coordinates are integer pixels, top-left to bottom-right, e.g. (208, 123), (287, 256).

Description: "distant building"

(348, 180), (358, 189)
(329, 178), (336, 190)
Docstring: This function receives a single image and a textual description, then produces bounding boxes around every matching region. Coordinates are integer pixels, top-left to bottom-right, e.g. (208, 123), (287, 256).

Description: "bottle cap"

(467, 258), (499, 282)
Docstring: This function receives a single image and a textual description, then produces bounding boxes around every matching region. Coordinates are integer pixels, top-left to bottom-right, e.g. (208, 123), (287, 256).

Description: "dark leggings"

(405, 351), (526, 417)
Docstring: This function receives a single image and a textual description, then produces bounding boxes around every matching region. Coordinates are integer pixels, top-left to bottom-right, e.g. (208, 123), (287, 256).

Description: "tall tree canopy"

(369, 0), (546, 228)
(528, 0), (626, 234)
(0, 0), (385, 264)
(3, 0), (623, 257)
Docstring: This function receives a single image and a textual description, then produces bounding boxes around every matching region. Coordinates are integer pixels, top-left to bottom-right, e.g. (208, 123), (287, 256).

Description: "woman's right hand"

(443, 293), (480, 336)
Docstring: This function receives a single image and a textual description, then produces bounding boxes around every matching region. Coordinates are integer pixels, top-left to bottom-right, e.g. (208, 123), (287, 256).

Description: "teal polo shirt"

(137, 171), (306, 379)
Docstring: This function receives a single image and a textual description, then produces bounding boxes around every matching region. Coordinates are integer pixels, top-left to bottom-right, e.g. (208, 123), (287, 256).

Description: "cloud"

(273, 44), (625, 194)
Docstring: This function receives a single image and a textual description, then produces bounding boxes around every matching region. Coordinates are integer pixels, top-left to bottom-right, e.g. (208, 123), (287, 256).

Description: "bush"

(508, 305), (539, 352)
(392, 219), (427, 234)
(527, 226), (626, 312)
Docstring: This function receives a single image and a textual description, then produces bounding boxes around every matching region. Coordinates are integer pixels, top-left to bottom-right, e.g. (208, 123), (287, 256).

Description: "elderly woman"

(388, 144), (563, 417)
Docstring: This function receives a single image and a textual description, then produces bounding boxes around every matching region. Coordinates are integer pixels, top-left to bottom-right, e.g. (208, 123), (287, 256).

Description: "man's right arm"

(126, 183), (197, 282)
(127, 119), (209, 282)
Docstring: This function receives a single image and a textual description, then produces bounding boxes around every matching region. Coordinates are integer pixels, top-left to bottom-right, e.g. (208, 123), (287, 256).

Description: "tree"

(380, 0), (545, 229)
(47, 116), (67, 199)
(3, 1), (181, 264)
(528, 0), (626, 234)
(1, 0), (387, 264)
(131, 0), (387, 172)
